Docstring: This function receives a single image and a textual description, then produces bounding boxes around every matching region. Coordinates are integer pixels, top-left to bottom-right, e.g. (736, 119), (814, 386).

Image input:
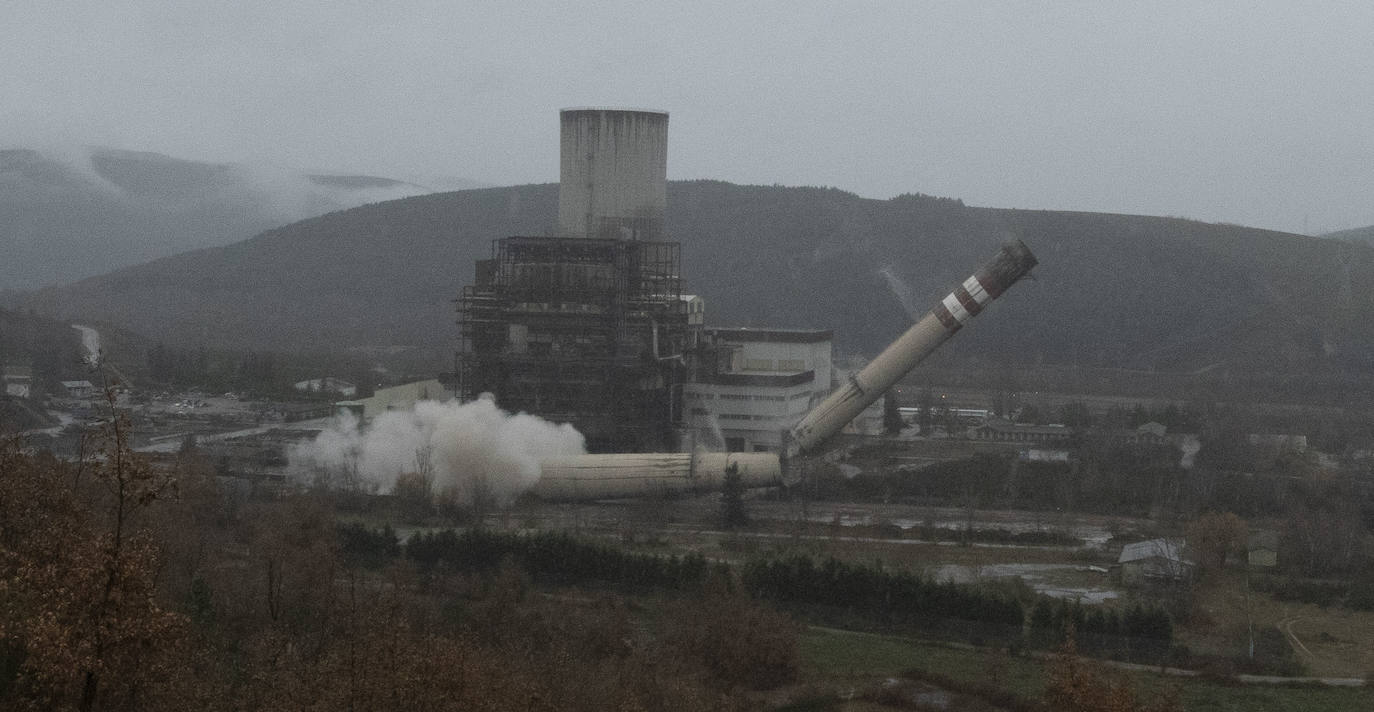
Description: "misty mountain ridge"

(1325, 225), (1374, 246)
(0, 146), (485, 289)
(12, 180), (1374, 377)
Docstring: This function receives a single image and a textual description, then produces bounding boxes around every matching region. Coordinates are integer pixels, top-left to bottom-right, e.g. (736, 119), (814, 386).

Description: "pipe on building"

(786, 239), (1038, 457)
(530, 451), (781, 501)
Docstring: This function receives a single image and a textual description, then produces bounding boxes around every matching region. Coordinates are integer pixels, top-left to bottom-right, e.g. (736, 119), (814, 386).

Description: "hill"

(0, 307), (151, 399)
(12, 181), (1374, 376)
(0, 147), (482, 289)
(1325, 225), (1374, 246)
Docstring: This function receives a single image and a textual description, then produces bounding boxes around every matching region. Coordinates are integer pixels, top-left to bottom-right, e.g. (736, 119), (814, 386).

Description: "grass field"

(802, 628), (1045, 699)
(1183, 571), (1374, 680)
(801, 628), (1372, 711)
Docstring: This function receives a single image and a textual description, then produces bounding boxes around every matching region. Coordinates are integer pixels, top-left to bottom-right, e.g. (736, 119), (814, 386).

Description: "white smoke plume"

(290, 397), (585, 506)
(878, 265), (922, 321)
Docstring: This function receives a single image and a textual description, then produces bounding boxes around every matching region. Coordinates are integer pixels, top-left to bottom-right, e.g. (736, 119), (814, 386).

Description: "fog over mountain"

(0, 146), (483, 289)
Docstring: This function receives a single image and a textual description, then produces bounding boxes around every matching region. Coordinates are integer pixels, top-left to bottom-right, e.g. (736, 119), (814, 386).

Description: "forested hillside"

(15, 181), (1374, 376)
(0, 308), (152, 396)
(0, 308), (93, 393)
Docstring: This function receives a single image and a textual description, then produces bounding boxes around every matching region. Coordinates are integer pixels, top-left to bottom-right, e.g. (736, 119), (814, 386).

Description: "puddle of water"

(799, 507), (1113, 546)
(1039, 588), (1118, 604)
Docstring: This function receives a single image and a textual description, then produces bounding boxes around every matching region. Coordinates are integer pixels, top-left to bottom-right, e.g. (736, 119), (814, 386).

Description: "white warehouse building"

(683, 328), (832, 452)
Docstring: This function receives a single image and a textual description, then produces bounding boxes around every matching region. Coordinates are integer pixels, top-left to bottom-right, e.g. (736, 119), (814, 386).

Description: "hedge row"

(741, 554), (1025, 640)
(1252, 574), (1374, 611)
(404, 528), (723, 591)
(1028, 597), (1172, 662)
(338, 526), (1175, 654)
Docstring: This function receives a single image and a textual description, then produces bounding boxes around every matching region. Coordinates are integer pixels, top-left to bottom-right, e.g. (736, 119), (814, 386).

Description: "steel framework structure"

(456, 236), (688, 452)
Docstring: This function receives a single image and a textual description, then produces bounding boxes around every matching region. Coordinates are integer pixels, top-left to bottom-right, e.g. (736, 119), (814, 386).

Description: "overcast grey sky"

(5, 1), (1372, 234)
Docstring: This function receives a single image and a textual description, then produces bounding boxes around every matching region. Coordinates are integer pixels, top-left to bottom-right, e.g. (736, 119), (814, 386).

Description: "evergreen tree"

(882, 393), (905, 435)
(720, 463), (749, 529)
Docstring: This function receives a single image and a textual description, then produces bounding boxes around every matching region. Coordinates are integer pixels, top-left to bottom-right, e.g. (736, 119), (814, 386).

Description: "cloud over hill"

(0, 146), (483, 289)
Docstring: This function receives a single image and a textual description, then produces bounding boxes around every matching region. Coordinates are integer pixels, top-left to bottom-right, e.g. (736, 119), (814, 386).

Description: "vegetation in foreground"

(4, 391), (1371, 711)
(802, 628), (1370, 712)
(0, 406), (799, 710)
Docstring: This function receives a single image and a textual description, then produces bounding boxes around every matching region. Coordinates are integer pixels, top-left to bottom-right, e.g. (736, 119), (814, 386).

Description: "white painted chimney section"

(531, 452), (781, 501)
(787, 240), (1038, 457)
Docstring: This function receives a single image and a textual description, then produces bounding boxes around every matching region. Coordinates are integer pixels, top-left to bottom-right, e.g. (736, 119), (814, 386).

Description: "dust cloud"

(290, 396), (585, 505)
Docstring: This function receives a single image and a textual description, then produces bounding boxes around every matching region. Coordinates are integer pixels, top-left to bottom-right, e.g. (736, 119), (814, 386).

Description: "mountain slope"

(1325, 225), (1374, 246)
(15, 181), (1374, 375)
(0, 306), (151, 398)
(0, 147), (482, 289)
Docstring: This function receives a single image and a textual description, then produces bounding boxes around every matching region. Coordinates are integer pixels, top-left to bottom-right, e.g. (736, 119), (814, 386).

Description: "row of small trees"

(1028, 598), (1173, 661)
(345, 526), (1179, 656)
(403, 528), (724, 592)
(740, 553), (1178, 659)
(741, 555), (1025, 642)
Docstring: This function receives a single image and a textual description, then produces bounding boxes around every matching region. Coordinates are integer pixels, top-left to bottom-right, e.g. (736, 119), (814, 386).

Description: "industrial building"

(456, 109), (689, 453)
(336, 379), (449, 419)
(455, 108), (832, 454)
(533, 241), (1039, 500)
(455, 107), (1040, 471)
(2, 365), (32, 399)
(682, 328), (832, 452)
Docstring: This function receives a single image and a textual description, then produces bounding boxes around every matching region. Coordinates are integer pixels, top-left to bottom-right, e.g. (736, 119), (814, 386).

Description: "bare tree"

(1186, 511), (1247, 572)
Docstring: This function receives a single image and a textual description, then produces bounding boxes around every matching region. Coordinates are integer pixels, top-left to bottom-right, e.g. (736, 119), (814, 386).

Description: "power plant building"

(456, 108), (1039, 466)
(530, 241), (1040, 501)
(456, 108), (687, 452)
(683, 328), (832, 453)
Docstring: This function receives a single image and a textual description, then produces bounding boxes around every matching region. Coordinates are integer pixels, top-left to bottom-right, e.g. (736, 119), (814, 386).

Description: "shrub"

(663, 574), (800, 690)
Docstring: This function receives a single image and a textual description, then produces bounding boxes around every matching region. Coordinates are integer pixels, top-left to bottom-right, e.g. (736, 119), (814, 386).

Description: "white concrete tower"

(558, 108), (668, 240)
